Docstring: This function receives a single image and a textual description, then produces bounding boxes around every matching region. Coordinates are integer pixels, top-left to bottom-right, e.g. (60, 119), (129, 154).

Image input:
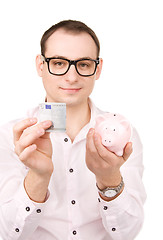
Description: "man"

(0, 20), (146, 240)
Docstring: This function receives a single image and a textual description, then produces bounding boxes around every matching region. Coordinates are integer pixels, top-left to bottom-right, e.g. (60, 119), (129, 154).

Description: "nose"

(65, 64), (78, 83)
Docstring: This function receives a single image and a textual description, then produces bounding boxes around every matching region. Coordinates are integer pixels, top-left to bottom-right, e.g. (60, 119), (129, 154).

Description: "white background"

(0, 0), (162, 239)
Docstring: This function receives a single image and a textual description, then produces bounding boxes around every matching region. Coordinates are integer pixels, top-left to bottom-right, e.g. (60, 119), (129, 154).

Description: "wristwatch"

(96, 177), (124, 198)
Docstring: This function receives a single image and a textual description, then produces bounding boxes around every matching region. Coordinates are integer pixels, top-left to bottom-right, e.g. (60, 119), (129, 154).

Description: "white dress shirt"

(0, 99), (146, 240)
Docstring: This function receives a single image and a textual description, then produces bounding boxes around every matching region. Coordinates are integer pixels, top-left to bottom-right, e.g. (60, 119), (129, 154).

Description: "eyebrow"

(48, 55), (96, 60)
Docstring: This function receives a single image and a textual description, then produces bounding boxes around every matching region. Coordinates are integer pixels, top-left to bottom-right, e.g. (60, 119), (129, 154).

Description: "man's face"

(36, 29), (102, 107)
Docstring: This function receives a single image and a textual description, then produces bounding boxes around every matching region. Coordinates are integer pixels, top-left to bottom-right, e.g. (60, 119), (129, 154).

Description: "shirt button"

(26, 207), (30, 211)
(36, 209), (41, 213)
(15, 228), (19, 232)
(71, 200), (76, 204)
(64, 138), (68, 142)
(112, 227), (116, 231)
(72, 230), (77, 235)
(69, 168), (73, 173)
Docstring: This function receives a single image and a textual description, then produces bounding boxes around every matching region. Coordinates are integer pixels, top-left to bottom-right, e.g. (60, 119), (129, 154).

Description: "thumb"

(123, 142), (133, 161)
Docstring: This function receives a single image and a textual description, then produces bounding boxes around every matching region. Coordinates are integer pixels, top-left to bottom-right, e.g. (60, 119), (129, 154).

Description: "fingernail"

(42, 120), (52, 127)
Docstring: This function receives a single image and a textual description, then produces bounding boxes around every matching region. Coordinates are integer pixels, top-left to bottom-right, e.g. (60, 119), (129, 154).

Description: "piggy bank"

(95, 113), (132, 156)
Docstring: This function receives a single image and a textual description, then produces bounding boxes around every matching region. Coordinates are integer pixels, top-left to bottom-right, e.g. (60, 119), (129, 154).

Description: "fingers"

(93, 132), (114, 159)
(19, 144), (37, 162)
(15, 127), (45, 156)
(86, 128), (97, 154)
(13, 118), (38, 143)
(14, 118), (52, 156)
(86, 128), (110, 156)
(20, 120), (52, 139)
(86, 129), (113, 163)
(86, 128), (132, 164)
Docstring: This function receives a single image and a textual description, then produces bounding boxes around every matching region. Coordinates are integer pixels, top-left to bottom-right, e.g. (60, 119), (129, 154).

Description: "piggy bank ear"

(95, 115), (106, 125)
(120, 120), (130, 129)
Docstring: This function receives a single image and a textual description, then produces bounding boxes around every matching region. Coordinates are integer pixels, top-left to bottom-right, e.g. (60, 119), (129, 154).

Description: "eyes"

(51, 59), (91, 69)
(78, 61), (90, 68)
(52, 60), (66, 68)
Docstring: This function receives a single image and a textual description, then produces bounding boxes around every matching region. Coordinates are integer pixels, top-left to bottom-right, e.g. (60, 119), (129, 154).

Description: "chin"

(64, 97), (88, 108)
(47, 91), (89, 106)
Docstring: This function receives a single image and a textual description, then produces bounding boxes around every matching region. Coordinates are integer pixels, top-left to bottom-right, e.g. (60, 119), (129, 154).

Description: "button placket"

(68, 165), (78, 218)
(64, 140), (81, 238)
(67, 171), (80, 235)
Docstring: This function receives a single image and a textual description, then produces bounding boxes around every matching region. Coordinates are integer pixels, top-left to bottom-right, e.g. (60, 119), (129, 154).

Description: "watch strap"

(96, 176), (124, 197)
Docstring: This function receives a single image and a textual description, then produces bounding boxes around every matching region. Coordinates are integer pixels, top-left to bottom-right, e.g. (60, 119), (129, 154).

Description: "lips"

(60, 87), (82, 93)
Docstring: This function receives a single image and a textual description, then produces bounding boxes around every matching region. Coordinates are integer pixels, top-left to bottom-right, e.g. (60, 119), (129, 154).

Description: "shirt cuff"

(98, 186), (132, 216)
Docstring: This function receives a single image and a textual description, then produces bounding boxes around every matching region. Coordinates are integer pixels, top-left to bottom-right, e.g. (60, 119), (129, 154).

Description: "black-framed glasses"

(41, 55), (100, 77)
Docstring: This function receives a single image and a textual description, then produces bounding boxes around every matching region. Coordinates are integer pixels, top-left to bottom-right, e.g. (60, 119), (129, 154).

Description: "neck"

(66, 99), (91, 142)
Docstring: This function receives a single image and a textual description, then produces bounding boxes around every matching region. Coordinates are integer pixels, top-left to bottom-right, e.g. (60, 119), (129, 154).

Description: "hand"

(13, 118), (54, 177)
(86, 128), (133, 189)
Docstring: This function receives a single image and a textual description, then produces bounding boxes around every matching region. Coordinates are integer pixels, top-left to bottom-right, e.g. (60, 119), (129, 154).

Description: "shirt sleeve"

(0, 122), (49, 240)
(1, 179), (49, 240)
(98, 127), (146, 240)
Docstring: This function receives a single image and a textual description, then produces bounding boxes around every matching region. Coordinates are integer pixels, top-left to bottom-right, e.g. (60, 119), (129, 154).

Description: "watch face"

(105, 189), (117, 198)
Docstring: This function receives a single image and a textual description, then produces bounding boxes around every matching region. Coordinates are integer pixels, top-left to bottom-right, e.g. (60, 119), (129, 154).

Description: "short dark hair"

(40, 20), (100, 58)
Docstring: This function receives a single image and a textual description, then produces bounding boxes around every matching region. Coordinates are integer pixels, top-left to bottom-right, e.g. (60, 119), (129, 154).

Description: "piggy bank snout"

(102, 138), (112, 146)
(102, 134), (113, 146)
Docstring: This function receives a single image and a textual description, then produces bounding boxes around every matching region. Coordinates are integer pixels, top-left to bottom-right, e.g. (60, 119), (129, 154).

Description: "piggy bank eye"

(113, 129), (116, 131)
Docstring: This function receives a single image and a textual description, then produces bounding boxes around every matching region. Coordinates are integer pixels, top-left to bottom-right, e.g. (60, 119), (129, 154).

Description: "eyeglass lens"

(48, 59), (97, 76)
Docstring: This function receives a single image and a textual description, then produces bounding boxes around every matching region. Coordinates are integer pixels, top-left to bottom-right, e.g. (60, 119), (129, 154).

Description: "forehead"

(45, 29), (97, 59)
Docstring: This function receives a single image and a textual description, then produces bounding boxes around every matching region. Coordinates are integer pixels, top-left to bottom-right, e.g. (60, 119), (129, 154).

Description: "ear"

(95, 58), (103, 80)
(35, 54), (44, 77)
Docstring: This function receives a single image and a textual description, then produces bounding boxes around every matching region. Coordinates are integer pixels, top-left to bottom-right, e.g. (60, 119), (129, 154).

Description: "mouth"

(60, 87), (82, 94)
